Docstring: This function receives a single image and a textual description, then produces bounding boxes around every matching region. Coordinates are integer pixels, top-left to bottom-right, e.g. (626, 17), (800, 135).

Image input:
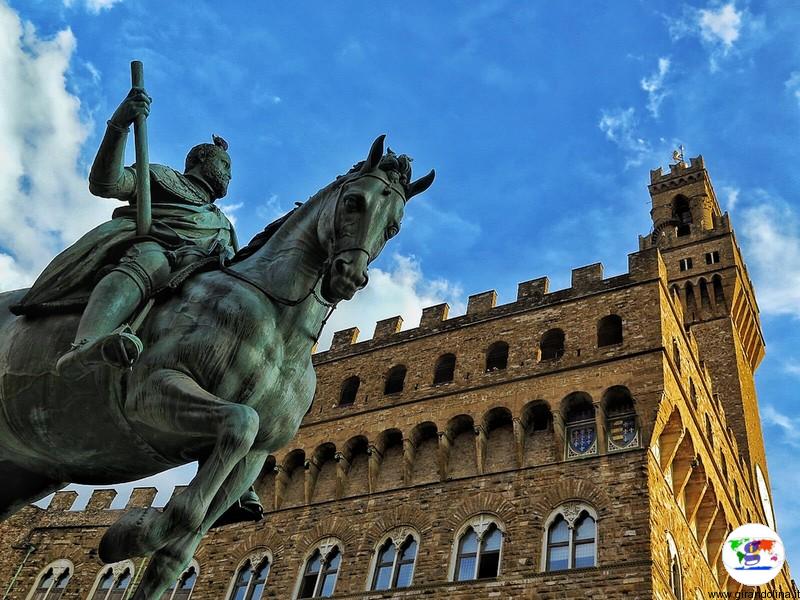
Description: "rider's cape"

(10, 165), (238, 317)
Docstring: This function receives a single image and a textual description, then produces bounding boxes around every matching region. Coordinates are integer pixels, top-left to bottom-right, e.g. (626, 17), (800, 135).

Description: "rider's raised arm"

(88, 88), (151, 201)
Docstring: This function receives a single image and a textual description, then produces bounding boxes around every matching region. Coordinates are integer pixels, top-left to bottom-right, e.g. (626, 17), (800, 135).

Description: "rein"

(219, 177), (378, 343)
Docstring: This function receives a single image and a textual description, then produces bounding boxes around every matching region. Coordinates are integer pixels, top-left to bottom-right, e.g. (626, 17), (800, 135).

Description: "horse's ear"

(406, 169), (435, 200)
(360, 134), (386, 173)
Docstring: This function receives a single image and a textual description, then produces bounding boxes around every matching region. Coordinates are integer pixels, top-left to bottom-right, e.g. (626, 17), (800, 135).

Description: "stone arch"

(445, 491), (517, 533)
(673, 194), (692, 236)
(364, 504), (434, 547)
(485, 341), (509, 371)
(562, 392), (597, 459)
(223, 550), (272, 600)
(296, 516), (359, 551)
(540, 328), (565, 361)
(375, 428), (404, 492)
(339, 375), (360, 406)
(603, 386), (640, 452)
(445, 414), (477, 479)
(698, 277), (711, 313)
(311, 442), (338, 502)
(253, 455), (277, 513)
(530, 478), (612, 526)
(521, 399), (555, 466)
(384, 364), (407, 395)
(410, 421), (439, 485)
(482, 406), (515, 473)
(215, 532), (285, 568)
(685, 281), (698, 321)
(281, 449), (306, 508)
(712, 274), (725, 310)
(25, 559), (74, 600)
(433, 353), (456, 385)
(86, 560), (136, 600)
(597, 314), (623, 347)
(342, 435), (370, 497)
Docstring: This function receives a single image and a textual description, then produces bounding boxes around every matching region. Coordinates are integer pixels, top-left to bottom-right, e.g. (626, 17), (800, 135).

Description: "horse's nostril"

(361, 272), (369, 287)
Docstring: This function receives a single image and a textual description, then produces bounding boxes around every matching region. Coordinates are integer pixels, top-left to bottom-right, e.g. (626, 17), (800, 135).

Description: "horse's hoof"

(99, 508), (160, 563)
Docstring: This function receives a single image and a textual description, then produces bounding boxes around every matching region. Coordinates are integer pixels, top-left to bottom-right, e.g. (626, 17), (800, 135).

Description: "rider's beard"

(199, 159), (229, 200)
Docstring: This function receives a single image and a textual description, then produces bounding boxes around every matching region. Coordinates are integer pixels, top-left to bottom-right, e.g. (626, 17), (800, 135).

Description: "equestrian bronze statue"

(0, 65), (435, 598)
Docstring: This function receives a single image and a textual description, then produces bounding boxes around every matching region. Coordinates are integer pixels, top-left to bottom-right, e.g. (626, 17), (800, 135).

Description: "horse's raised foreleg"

(100, 369), (259, 563)
(0, 460), (64, 522)
(130, 450), (268, 600)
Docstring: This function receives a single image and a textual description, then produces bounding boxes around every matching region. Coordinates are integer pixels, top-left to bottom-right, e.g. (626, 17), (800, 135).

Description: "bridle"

(220, 172), (403, 342)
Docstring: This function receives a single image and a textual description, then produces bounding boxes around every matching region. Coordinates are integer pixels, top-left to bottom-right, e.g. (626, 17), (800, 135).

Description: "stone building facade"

(1, 157), (796, 599)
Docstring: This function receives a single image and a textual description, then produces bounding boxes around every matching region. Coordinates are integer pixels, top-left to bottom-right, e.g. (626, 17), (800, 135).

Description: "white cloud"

(316, 253), (464, 351)
(721, 185), (740, 211)
(699, 3), (742, 49)
(784, 360), (800, 378)
(63, 0), (123, 14)
(598, 107), (652, 168)
(640, 57), (671, 118)
(0, 5), (110, 292)
(762, 405), (800, 449)
(737, 194), (800, 318)
(666, 2), (746, 71)
(215, 200), (243, 227)
(785, 72), (800, 108)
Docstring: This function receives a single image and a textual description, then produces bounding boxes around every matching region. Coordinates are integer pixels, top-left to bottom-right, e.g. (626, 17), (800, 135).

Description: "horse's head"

(318, 135), (435, 303)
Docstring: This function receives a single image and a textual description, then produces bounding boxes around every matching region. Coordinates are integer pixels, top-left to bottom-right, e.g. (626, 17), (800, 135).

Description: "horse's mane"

(231, 206), (300, 263)
(231, 150), (414, 264)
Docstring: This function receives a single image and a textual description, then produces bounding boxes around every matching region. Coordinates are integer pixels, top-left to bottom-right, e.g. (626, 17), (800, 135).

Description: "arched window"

(540, 328), (565, 361)
(485, 341), (509, 371)
(667, 533), (683, 599)
(433, 353), (456, 385)
(370, 531), (418, 590)
(338, 376), (359, 406)
(597, 315), (623, 347)
(451, 516), (504, 581)
(163, 562), (199, 600)
(563, 392), (597, 459)
(673, 195), (692, 236)
(543, 503), (597, 571)
(298, 541), (341, 598)
(384, 365), (406, 395)
(604, 386), (639, 452)
(227, 554), (269, 600)
(28, 561), (72, 600)
(89, 562), (134, 600)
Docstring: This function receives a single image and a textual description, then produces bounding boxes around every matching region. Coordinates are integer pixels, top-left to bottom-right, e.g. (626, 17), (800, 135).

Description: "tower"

(639, 156), (773, 527)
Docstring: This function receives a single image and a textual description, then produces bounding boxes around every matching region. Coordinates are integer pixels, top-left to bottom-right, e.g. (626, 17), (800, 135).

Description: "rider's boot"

(55, 271), (145, 378)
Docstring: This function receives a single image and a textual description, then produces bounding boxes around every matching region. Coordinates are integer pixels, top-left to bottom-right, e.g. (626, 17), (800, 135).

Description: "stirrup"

(100, 325), (144, 369)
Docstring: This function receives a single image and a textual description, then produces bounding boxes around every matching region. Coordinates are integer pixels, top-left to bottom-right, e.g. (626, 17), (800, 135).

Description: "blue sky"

(1, 0), (799, 578)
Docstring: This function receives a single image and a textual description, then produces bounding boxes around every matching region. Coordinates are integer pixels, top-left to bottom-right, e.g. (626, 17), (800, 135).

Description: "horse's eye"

(386, 225), (399, 239)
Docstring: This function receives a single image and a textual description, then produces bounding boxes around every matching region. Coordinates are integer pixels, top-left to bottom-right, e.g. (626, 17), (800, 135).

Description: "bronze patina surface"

(0, 73), (434, 597)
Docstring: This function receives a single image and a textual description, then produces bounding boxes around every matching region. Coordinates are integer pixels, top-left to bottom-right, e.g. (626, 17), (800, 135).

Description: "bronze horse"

(0, 136), (434, 598)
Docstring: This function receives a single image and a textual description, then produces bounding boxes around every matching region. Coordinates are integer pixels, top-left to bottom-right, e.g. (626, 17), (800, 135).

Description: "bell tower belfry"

(640, 155), (769, 496)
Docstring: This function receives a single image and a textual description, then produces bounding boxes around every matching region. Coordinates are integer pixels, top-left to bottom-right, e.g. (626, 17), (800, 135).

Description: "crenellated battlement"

(649, 155), (706, 188)
(41, 486), (162, 514)
(317, 247), (668, 358)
